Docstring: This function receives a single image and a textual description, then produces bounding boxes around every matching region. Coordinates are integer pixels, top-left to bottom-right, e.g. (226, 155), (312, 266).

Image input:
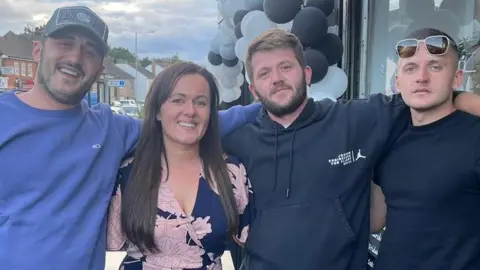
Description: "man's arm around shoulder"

(218, 102), (261, 137)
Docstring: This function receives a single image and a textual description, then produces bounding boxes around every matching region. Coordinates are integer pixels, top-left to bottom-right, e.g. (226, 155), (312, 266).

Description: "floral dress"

(107, 155), (252, 270)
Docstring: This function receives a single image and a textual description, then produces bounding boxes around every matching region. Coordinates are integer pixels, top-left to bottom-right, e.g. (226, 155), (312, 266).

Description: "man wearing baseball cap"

(0, 6), (260, 270)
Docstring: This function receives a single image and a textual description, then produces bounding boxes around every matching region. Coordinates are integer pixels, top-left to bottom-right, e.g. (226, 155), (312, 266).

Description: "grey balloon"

(219, 43), (237, 61)
(210, 32), (222, 54)
(245, 0), (263, 10)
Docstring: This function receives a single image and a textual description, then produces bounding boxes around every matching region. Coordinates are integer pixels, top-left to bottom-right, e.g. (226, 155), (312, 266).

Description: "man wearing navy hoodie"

(222, 28), (480, 270)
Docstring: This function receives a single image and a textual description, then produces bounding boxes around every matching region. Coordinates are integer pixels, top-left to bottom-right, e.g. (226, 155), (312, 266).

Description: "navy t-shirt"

(373, 110), (480, 270)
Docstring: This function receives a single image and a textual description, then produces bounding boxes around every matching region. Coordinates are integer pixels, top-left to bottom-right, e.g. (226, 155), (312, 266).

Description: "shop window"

(364, 0), (480, 95)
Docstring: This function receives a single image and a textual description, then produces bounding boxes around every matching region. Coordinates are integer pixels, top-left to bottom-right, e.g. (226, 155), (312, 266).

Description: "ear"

(395, 74), (400, 92)
(452, 69), (464, 90)
(248, 83), (258, 99)
(32, 41), (42, 62)
(304, 66), (312, 86)
(96, 64), (105, 79)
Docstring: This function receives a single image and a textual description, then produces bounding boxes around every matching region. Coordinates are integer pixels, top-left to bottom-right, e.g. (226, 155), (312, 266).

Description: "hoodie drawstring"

(272, 126), (279, 191)
(286, 129), (298, 198)
(272, 126), (298, 199)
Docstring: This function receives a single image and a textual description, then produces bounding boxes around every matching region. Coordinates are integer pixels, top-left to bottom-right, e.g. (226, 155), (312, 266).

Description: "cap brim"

(45, 24), (107, 55)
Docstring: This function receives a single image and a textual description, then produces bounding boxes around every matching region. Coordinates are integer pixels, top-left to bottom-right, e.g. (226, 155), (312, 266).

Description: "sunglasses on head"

(395, 35), (458, 59)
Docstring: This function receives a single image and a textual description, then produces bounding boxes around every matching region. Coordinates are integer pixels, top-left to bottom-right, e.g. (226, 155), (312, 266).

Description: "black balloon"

(245, 0), (264, 11)
(263, 0), (302, 24)
(223, 57), (239, 67)
(305, 0), (335, 17)
(234, 23), (243, 39)
(313, 33), (343, 65)
(304, 49), (329, 84)
(291, 7), (328, 47)
(208, 51), (222, 66)
(233, 9), (249, 25)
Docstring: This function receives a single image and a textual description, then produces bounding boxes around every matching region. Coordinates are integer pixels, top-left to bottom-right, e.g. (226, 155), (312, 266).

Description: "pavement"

(105, 251), (235, 270)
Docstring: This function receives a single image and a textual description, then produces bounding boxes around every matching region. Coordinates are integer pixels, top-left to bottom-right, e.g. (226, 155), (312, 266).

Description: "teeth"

(59, 68), (79, 77)
(179, 122), (195, 128)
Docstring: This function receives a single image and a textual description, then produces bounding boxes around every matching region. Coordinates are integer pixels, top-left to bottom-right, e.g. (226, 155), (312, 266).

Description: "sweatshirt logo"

(328, 149), (366, 166)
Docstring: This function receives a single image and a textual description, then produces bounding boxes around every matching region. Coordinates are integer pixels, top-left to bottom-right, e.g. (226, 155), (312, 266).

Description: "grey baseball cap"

(43, 6), (109, 54)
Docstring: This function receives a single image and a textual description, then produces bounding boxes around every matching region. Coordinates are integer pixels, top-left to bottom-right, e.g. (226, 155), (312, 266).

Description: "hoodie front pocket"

(246, 198), (357, 270)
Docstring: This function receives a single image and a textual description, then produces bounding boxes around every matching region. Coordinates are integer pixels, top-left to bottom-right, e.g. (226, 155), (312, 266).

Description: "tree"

(108, 46), (136, 63)
(139, 57), (151, 68)
(23, 23), (46, 40)
(156, 53), (181, 64)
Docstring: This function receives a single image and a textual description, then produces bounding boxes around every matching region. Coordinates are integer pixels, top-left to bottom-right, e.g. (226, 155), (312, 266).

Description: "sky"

(0, 0), (220, 63)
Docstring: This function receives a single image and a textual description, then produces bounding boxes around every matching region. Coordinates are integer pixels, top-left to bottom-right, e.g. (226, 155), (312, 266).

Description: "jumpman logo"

(355, 149), (366, 161)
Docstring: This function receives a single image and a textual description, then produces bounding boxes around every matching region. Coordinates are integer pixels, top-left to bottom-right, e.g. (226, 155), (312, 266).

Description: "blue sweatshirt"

(0, 91), (260, 270)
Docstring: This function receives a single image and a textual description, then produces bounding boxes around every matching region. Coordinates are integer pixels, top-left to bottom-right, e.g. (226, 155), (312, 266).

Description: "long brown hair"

(121, 61), (239, 253)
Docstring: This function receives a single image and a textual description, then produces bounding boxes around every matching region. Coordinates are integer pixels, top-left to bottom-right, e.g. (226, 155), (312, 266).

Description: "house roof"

(103, 59), (134, 79)
(120, 63), (154, 79)
(0, 31), (35, 60)
(150, 59), (173, 68)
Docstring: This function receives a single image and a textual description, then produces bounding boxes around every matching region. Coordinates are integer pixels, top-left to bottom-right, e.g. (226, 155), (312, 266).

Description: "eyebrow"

(256, 60), (293, 73)
(170, 93), (209, 99)
(57, 34), (100, 52)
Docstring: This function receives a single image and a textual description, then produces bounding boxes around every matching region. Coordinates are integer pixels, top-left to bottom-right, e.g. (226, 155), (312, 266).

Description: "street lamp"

(134, 30), (155, 100)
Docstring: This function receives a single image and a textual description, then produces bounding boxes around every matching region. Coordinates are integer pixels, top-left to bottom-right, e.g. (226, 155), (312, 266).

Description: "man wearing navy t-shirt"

(371, 28), (480, 269)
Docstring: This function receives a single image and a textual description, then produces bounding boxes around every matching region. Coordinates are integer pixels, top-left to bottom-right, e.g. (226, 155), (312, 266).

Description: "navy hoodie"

(222, 95), (408, 270)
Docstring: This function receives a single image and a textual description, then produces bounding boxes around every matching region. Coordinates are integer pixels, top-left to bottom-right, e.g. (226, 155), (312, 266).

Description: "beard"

(255, 75), (307, 117)
(37, 52), (98, 106)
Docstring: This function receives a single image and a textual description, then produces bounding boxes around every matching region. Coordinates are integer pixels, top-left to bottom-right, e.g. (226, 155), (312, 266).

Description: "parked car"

(119, 99), (136, 106)
(111, 106), (125, 115)
(121, 105), (141, 118)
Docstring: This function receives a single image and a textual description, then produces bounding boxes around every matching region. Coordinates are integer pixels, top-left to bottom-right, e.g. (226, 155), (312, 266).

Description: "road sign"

(108, 80), (125, 87)
(1, 67), (14, 75)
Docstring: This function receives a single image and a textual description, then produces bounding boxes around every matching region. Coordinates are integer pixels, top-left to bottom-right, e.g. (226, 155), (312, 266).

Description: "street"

(105, 251), (235, 270)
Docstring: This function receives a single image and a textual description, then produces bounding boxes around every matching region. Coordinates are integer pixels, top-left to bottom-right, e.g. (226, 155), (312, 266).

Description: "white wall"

(145, 64), (164, 77)
(116, 64), (149, 101)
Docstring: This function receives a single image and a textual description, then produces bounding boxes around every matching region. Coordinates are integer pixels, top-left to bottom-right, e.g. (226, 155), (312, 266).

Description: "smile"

(178, 122), (196, 129)
(57, 66), (82, 78)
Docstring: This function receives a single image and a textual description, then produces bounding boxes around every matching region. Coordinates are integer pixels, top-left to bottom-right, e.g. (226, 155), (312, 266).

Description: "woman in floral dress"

(107, 62), (251, 270)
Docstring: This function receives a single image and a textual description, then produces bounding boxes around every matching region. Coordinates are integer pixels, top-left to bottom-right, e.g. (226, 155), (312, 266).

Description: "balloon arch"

(205, 0), (348, 104)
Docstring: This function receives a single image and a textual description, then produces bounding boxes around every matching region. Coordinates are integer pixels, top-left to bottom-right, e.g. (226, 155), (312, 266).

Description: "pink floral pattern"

(106, 155), (251, 269)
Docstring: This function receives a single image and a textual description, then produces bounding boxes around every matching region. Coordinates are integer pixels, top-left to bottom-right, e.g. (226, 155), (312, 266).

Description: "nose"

(271, 68), (284, 85)
(416, 65), (429, 84)
(65, 44), (83, 64)
(183, 101), (196, 116)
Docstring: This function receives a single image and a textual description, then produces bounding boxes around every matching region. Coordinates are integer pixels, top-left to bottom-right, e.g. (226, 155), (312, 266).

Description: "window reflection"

(367, 0), (480, 95)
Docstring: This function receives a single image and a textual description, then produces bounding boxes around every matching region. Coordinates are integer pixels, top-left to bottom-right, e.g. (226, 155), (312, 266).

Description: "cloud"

(0, 0), (219, 63)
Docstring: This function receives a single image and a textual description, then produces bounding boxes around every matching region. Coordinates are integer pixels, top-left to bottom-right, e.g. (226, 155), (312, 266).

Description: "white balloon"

(220, 64), (242, 78)
(235, 37), (249, 62)
(277, 20), (293, 31)
(221, 87), (242, 103)
(241, 11), (276, 40)
(308, 90), (336, 101)
(217, 1), (228, 19)
(209, 31), (222, 54)
(311, 66), (348, 99)
(219, 21), (236, 45)
(220, 74), (238, 89)
(219, 43), (236, 61)
(224, 0), (246, 19)
(236, 73), (245, 87)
